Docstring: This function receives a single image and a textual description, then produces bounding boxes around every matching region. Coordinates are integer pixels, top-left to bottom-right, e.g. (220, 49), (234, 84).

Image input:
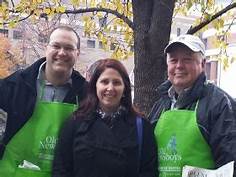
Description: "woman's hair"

(74, 58), (139, 119)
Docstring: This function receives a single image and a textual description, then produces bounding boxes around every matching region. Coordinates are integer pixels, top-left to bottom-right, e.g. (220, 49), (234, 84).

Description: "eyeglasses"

(48, 43), (77, 52)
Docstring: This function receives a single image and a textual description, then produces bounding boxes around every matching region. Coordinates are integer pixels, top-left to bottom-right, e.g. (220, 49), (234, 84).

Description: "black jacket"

(0, 58), (87, 157)
(53, 112), (157, 177)
(148, 73), (236, 173)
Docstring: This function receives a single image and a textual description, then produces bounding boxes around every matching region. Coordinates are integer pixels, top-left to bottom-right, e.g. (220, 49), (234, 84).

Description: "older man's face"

(167, 46), (205, 93)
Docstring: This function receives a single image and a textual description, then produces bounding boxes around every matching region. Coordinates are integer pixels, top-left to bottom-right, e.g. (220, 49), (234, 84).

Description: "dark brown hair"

(74, 58), (139, 119)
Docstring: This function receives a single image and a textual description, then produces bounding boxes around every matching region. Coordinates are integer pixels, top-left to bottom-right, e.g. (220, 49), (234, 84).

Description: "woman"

(52, 59), (157, 177)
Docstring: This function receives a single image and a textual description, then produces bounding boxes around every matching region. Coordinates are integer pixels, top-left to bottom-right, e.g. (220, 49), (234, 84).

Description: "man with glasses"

(0, 26), (87, 177)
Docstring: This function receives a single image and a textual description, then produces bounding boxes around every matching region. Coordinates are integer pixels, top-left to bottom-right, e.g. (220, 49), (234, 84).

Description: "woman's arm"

(139, 119), (158, 177)
(52, 118), (75, 177)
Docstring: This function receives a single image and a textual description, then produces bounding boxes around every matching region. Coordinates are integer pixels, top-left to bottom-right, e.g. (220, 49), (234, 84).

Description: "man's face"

(167, 46), (205, 92)
(45, 29), (79, 76)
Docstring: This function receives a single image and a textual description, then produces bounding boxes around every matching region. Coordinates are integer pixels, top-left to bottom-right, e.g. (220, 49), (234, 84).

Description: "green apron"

(0, 101), (77, 177)
(154, 103), (215, 177)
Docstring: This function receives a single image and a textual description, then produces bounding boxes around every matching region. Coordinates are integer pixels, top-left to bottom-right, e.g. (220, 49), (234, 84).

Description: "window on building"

(99, 41), (104, 49)
(205, 60), (218, 85)
(203, 38), (208, 48)
(0, 0), (8, 4)
(99, 17), (107, 28)
(87, 40), (96, 48)
(0, 28), (8, 37)
(110, 43), (117, 50)
(177, 28), (181, 36)
(97, 0), (111, 2)
(13, 30), (23, 39)
(38, 34), (47, 43)
(218, 34), (227, 42)
(130, 45), (134, 52)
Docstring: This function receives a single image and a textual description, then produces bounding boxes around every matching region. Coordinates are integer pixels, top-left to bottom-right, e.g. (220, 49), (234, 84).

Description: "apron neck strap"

(194, 100), (199, 111)
(38, 80), (46, 101)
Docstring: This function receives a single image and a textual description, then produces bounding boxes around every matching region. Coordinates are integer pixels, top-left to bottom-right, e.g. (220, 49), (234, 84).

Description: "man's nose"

(58, 47), (67, 55)
(176, 59), (184, 67)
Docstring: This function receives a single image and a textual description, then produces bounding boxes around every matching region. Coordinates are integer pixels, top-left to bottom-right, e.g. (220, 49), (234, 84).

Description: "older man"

(0, 25), (87, 177)
(149, 34), (236, 177)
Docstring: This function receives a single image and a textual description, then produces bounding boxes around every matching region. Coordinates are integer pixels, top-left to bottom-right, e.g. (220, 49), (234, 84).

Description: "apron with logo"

(0, 90), (77, 177)
(154, 103), (215, 177)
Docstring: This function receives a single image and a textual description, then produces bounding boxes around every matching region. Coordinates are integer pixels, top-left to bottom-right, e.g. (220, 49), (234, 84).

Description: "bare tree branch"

(2, 11), (34, 25)
(10, 0), (15, 8)
(187, 2), (236, 34)
(64, 7), (134, 30)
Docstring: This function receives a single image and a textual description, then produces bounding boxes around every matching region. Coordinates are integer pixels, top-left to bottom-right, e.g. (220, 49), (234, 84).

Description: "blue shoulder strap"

(136, 116), (143, 170)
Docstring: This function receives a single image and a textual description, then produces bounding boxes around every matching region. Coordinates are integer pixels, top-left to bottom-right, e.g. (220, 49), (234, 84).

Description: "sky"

(216, 0), (232, 5)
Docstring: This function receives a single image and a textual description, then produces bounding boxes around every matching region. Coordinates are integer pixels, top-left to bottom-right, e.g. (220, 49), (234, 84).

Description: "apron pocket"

(14, 167), (50, 177)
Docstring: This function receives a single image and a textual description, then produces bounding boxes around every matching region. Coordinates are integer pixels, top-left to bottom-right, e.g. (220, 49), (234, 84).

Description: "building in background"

(1, 4), (236, 98)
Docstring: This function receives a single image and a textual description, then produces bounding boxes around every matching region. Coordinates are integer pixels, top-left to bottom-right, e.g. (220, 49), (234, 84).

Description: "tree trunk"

(132, 0), (175, 115)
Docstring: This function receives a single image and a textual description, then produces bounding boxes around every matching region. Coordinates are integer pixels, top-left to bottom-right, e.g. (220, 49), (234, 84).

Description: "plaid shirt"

(36, 61), (72, 102)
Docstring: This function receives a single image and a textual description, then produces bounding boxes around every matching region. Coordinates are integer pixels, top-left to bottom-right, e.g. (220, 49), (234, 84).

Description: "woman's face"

(96, 68), (125, 113)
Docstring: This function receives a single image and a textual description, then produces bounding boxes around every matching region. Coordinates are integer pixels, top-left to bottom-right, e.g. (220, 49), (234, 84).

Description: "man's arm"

(208, 95), (236, 175)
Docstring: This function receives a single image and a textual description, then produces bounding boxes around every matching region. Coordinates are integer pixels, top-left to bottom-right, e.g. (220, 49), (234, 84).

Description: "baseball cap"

(164, 34), (205, 55)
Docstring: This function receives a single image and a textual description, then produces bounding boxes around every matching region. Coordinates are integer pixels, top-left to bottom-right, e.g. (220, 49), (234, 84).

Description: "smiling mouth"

(175, 73), (186, 76)
(104, 94), (115, 98)
(54, 59), (67, 65)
